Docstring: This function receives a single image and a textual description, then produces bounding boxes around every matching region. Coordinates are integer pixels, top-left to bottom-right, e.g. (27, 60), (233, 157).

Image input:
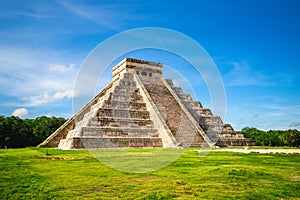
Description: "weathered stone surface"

(38, 58), (253, 149)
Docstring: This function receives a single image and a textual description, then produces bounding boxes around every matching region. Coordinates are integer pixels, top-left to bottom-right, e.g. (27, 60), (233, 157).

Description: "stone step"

(179, 94), (192, 101)
(165, 79), (174, 86)
(172, 86), (183, 95)
(187, 109), (211, 118)
(63, 137), (163, 149)
(81, 127), (159, 137)
(219, 132), (245, 139)
(68, 123), (158, 137)
(74, 111), (93, 128)
(186, 101), (203, 109)
(96, 108), (150, 119)
(110, 89), (140, 96)
(217, 137), (255, 147)
(74, 119), (88, 129)
(199, 123), (223, 131)
(174, 128), (206, 148)
(88, 117), (154, 128)
(113, 86), (137, 94)
(118, 80), (137, 87)
(183, 101), (203, 111)
(110, 94), (143, 102)
(67, 128), (82, 138)
(102, 100), (147, 110)
(197, 116), (223, 132)
(204, 124), (224, 130)
(223, 124), (234, 132)
(197, 108), (212, 116)
(199, 116), (223, 125)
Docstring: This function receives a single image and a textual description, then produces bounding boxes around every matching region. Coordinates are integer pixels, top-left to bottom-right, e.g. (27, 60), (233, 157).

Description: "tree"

(280, 129), (300, 147)
(242, 127), (300, 147)
(32, 116), (66, 144)
(0, 116), (66, 148)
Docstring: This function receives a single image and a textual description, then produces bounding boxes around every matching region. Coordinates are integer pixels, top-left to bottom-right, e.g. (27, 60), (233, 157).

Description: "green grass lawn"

(1, 148), (299, 199)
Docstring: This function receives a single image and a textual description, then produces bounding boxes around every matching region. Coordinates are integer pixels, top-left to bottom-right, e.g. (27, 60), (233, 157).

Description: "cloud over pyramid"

(39, 58), (253, 149)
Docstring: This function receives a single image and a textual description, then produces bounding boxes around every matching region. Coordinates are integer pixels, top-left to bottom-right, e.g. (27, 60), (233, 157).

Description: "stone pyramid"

(39, 58), (253, 149)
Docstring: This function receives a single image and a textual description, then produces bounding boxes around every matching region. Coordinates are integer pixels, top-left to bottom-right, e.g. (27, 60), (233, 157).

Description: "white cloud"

(0, 46), (82, 110)
(12, 108), (29, 118)
(52, 89), (78, 99)
(0, 46), (79, 92)
(48, 64), (74, 74)
(25, 89), (79, 106)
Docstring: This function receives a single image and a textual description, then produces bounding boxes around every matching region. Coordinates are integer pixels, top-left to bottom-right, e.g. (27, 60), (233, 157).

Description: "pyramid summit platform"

(39, 58), (253, 149)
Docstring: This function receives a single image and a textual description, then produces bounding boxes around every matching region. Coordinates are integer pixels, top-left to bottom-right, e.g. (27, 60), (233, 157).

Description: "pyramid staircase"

(39, 58), (254, 149)
(58, 73), (163, 149)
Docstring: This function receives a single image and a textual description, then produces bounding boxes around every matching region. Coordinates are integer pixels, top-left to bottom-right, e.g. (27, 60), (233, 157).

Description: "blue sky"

(0, 0), (299, 131)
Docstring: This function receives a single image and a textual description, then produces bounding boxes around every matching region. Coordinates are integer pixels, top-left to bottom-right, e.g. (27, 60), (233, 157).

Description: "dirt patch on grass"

(291, 176), (300, 181)
(211, 148), (300, 154)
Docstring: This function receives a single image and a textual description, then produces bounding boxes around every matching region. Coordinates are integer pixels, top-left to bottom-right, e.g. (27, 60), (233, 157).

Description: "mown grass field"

(1, 148), (299, 199)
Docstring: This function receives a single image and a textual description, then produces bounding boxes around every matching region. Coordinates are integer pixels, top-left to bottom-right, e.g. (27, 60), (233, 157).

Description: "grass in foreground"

(0, 148), (299, 199)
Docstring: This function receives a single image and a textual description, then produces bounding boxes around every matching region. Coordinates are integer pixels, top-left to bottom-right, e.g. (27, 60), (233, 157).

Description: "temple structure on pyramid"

(39, 58), (254, 149)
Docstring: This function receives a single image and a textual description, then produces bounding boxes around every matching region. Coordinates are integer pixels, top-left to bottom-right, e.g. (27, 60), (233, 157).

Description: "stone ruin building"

(39, 58), (253, 149)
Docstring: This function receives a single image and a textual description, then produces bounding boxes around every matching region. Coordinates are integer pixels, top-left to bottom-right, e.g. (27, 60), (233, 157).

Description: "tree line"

(0, 116), (66, 148)
(0, 116), (299, 148)
(241, 127), (300, 147)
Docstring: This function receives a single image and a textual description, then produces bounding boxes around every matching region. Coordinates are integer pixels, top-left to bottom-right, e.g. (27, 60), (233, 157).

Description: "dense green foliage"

(0, 148), (299, 199)
(0, 116), (66, 148)
(242, 127), (300, 147)
(1, 115), (299, 148)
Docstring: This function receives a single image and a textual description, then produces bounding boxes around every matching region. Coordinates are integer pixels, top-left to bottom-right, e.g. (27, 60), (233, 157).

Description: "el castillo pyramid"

(39, 58), (253, 149)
